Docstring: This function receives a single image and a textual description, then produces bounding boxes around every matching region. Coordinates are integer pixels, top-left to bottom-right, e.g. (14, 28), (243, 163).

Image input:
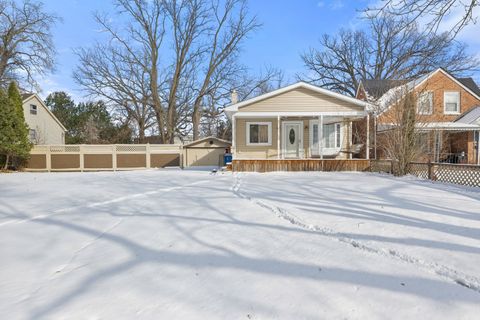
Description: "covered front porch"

(232, 112), (370, 161)
(418, 123), (480, 164)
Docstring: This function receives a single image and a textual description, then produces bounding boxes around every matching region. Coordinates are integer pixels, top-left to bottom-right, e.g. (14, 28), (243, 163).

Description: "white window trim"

(417, 91), (433, 115)
(246, 121), (272, 146)
(444, 91), (460, 115)
(309, 120), (343, 155)
(30, 104), (38, 115)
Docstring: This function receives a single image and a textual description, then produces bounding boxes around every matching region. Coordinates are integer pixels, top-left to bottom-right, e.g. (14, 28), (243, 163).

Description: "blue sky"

(38, 0), (480, 101)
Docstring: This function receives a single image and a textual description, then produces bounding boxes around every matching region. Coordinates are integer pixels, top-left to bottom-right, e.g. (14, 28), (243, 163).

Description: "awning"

(418, 122), (480, 131)
(378, 122), (480, 132)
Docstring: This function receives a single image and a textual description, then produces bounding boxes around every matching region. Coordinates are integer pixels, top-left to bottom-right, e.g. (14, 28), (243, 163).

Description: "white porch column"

(79, 144), (84, 172)
(232, 115), (236, 158)
(349, 120), (353, 159)
(46, 146), (51, 172)
(146, 143), (151, 169)
(112, 145), (117, 171)
(374, 115), (377, 160)
(366, 114), (370, 160)
(477, 130), (480, 165)
(277, 115), (281, 159)
(318, 115), (323, 160)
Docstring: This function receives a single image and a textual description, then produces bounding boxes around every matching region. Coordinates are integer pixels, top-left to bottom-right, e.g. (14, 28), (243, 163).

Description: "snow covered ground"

(0, 170), (479, 319)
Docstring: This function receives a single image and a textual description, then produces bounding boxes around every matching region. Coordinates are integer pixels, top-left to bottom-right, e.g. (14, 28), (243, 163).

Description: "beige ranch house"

(22, 93), (66, 144)
(225, 82), (371, 170)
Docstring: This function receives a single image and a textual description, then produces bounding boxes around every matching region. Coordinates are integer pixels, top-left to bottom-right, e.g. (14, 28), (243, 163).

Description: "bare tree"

(371, 86), (432, 175)
(73, 44), (156, 142)
(299, 14), (478, 96)
(190, 0), (260, 140)
(367, 0), (479, 36)
(234, 66), (285, 100)
(74, 0), (262, 143)
(199, 65), (284, 140)
(75, 0), (169, 142)
(31, 126), (45, 144)
(0, 0), (59, 88)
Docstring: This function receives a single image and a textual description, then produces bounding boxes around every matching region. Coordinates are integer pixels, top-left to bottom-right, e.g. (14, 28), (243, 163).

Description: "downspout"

(277, 115), (281, 159)
(477, 130), (480, 165)
(366, 113), (370, 160)
(232, 114), (236, 159)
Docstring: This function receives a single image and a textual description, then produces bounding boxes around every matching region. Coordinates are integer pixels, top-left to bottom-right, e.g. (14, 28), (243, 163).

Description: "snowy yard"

(1, 170), (480, 319)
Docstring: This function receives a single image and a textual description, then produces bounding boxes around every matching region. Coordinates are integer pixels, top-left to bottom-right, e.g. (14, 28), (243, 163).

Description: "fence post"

(112, 145), (117, 171)
(79, 145), (84, 172)
(46, 146), (51, 172)
(180, 145), (184, 169)
(146, 143), (151, 169)
(427, 161), (433, 180)
(390, 160), (394, 175)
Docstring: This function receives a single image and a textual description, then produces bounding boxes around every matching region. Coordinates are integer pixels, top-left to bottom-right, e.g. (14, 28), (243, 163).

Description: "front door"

(283, 122), (303, 158)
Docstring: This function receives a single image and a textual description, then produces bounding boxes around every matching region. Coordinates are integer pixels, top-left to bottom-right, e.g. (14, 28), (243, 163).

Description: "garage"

(183, 137), (231, 167)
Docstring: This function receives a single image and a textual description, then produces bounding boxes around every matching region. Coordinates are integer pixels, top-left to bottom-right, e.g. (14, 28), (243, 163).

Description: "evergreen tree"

(0, 83), (31, 170)
(0, 88), (15, 169)
(45, 92), (79, 142)
(8, 82), (31, 168)
(45, 92), (133, 144)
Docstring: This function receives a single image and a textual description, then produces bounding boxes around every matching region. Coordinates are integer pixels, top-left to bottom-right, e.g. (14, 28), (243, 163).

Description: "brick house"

(356, 68), (480, 164)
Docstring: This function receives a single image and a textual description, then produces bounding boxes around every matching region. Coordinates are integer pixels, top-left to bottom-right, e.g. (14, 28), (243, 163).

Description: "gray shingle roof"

(21, 93), (35, 101)
(456, 78), (480, 97)
(455, 106), (480, 124)
(360, 74), (480, 100)
(360, 79), (408, 99)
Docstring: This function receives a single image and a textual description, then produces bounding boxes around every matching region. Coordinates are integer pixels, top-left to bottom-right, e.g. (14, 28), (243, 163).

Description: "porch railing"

(232, 159), (371, 172)
(427, 152), (470, 164)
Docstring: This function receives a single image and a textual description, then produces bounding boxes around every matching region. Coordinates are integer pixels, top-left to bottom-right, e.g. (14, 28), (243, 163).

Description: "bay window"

(310, 121), (342, 155)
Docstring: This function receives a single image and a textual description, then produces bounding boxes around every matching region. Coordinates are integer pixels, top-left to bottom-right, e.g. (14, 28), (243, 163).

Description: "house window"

(30, 104), (37, 115)
(417, 92), (433, 115)
(29, 129), (36, 141)
(416, 132), (431, 153)
(444, 92), (460, 114)
(311, 122), (342, 149)
(246, 122), (272, 145)
(323, 124), (335, 148)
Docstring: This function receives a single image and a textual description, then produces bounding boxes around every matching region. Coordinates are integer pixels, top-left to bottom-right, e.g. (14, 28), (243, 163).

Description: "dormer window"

(444, 92), (460, 114)
(417, 91), (433, 115)
(30, 104), (37, 115)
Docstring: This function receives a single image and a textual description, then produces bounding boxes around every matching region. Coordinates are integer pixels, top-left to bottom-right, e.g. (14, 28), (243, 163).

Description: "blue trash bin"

(224, 153), (232, 165)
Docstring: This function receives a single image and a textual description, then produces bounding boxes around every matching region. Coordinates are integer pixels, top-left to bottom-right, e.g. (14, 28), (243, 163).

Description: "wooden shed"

(183, 137), (231, 167)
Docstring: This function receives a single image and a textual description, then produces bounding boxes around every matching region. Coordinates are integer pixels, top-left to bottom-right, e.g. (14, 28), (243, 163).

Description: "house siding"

(23, 95), (65, 144)
(235, 117), (350, 159)
(183, 138), (231, 167)
(378, 71), (480, 124)
(238, 88), (363, 113)
(235, 118), (279, 159)
(362, 71), (480, 164)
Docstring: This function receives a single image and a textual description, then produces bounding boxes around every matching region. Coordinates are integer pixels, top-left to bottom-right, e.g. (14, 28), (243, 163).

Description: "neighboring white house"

(22, 93), (66, 144)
